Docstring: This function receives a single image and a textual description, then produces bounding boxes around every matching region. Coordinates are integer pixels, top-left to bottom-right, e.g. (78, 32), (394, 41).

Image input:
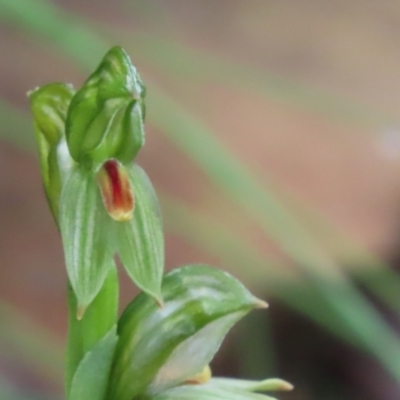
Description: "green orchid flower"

(29, 46), (163, 316)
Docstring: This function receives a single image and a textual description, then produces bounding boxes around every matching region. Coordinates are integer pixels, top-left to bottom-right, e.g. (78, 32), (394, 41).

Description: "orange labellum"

(97, 159), (134, 221)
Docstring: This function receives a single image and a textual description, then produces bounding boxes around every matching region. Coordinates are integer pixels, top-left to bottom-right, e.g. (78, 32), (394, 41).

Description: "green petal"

(65, 46), (145, 165)
(68, 326), (118, 400)
(29, 82), (75, 221)
(59, 166), (113, 314)
(150, 385), (277, 400)
(108, 265), (264, 400)
(114, 163), (163, 304)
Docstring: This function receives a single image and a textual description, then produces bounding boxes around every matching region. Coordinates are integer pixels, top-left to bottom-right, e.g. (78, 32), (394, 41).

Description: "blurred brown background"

(2, 1), (400, 399)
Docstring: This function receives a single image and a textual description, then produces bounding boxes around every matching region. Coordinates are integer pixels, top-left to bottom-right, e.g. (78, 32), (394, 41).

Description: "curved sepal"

(65, 46), (145, 165)
(208, 378), (293, 393)
(150, 384), (277, 400)
(108, 265), (265, 400)
(68, 326), (118, 400)
(114, 163), (164, 305)
(59, 166), (113, 315)
(29, 83), (75, 220)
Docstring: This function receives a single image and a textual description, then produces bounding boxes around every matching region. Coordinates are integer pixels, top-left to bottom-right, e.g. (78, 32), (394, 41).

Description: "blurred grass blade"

(0, 300), (63, 381)
(279, 189), (400, 311)
(147, 85), (400, 383)
(0, 0), (106, 69)
(0, 374), (57, 400)
(0, 98), (35, 150)
(160, 193), (288, 286)
(160, 193), (391, 351)
(0, 0), (392, 129)
(124, 34), (392, 129)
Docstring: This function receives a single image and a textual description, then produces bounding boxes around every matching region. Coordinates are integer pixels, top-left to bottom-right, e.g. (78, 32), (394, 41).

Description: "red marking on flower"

(97, 160), (134, 221)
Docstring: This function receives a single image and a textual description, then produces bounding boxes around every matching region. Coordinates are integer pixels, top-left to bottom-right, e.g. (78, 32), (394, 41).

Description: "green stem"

(65, 266), (119, 397)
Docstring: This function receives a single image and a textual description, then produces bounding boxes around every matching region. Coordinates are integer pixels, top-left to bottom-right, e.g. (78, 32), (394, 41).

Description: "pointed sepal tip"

(77, 304), (87, 320)
(254, 298), (268, 309)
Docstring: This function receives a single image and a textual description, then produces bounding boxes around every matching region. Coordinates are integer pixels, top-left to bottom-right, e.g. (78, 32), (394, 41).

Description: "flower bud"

(97, 159), (134, 221)
(66, 46), (145, 166)
(29, 83), (75, 221)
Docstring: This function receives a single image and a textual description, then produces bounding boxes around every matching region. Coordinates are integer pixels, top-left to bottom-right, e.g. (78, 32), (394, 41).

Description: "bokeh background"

(2, 1), (400, 399)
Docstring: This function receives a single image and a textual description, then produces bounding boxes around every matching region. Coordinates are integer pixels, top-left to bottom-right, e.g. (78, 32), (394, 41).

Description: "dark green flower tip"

(29, 83), (75, 221)
(65, 46), (146, 166)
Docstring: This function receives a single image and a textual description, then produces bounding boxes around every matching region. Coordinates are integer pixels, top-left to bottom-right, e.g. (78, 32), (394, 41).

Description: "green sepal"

(65, 266), (119, 396)
(29, 83), (75, 221)
(148, 312), (245, 395)
(68, 326), (118, 400)
(108, 265), (264, 400)
(59, 166), (114, 314)
(65, 46), (145, 165)
(207, 378), (293, 393)
(114, 163), (163, 305)
(150, 384), (277, 400)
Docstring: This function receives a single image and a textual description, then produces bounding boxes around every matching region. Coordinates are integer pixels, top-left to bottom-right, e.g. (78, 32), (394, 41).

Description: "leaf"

(107, 265), (265, 400)
(28, 82), (75, 221)
(69, 326), (118, 400)
(114, 163), (163, 304)
(65, 266), (119, 396)
(208, 378), (293, 392)
(65, 46), (145, 164)
(59, 166), (113, 314)
(150, 385), (277, 400)
(147, 313), (244, 395)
